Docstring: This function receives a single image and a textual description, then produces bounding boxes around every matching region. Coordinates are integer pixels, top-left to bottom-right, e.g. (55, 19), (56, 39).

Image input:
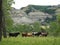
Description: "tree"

(2, 0), (14, 38)
(32, 22), (41, 32)
(0, 0), (3, 41)
(49, 14), (60, 36)
(56, 14), (60, 36)
(49, 21), (57, 36)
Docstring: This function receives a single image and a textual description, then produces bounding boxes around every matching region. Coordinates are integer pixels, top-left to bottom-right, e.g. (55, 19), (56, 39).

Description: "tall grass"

(0, 36), (60, 45)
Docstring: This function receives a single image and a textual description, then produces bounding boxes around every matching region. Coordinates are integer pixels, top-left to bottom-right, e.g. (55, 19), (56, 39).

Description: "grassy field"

(0, 36), (60, 45)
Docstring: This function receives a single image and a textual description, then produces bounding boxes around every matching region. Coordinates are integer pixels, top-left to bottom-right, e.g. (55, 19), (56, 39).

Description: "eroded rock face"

(28, 12), (52, 20)
(10, 11), (52, 24)
(10, 5), (58, 24)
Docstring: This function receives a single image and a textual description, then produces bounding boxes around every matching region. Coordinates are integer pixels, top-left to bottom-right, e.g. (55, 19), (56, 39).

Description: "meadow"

(0, 36), (60, 45)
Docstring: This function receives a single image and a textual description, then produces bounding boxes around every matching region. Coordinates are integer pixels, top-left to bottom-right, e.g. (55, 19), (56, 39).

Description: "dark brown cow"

(40, 29), (48, 37)
(40, 32), (48, 37)
(22, 32), (27, 37)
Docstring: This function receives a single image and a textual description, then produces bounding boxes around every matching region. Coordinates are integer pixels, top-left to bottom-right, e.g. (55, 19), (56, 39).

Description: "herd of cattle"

(9, 31), (48, 37)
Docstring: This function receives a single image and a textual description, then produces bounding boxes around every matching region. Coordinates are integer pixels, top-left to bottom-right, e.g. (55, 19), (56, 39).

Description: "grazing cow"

(9, 32), (20, 37)
(40, 29), (48, 37)
(40, 32), (48, 37)
(22, 32), (33, 37)
(22, 32), (27, 37)
(32, 31), (48, 37)
(27, 33), (32, 37)
(32, 32), (41, 36)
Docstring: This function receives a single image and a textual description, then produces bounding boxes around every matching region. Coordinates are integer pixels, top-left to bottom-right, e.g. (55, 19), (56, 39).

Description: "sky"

(11, 0), (60, 9)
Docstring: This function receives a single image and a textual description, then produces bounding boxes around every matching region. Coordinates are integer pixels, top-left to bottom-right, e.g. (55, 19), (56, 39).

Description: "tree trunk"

(2, 15), (7, 38)
(0, 0), (3, 41)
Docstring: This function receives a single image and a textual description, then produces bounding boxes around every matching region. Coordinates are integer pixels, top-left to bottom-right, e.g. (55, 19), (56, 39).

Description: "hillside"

(21, 5), (57, 14)
(10, 4), (60, 24)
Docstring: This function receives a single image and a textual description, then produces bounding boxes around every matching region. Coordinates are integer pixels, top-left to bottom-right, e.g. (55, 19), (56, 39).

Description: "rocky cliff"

(10, 5), (60, 24)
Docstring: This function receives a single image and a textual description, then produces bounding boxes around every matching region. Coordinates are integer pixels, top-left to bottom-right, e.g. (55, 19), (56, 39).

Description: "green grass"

(0, 36), (60, 45)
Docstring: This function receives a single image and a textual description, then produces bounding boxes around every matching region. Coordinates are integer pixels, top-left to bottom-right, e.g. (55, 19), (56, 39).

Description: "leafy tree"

(32, 22), (41, 32)
(2, 0), (14, 38)
(49, 14), (60, 36)
(56, 14), (60, 36)
(49, 21), (57, 36)
(15, 24), (32, 32)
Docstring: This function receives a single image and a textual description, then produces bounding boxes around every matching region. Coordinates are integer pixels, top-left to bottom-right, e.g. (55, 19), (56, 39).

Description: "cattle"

(32, 31), (48, 37)
(22, 32), (33, 37)
(9, 32), (20, 37)
(32, 32), (41, 36)
(22, 32), (27, 37)
(27, 33), (33, 37)
(40, 29), (48, 37)
(40, 32), (48, 37)
(22, 31), (48, 37)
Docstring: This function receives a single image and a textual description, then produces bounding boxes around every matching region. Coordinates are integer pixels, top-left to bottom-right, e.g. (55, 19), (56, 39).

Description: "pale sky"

(11, 0), (60, 9)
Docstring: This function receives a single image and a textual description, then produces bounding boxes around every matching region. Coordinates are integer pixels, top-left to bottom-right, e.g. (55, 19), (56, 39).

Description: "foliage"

(56, 14), (60, 36)
(7, 24), (33, 32)
(49, 14), (60, 36)
(2, 0), (14, 31)
(32, 22), (41, 32)
(7, 22), (41, 32)
(24, 5), (56, 14)
(49, 21), (57, 36)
